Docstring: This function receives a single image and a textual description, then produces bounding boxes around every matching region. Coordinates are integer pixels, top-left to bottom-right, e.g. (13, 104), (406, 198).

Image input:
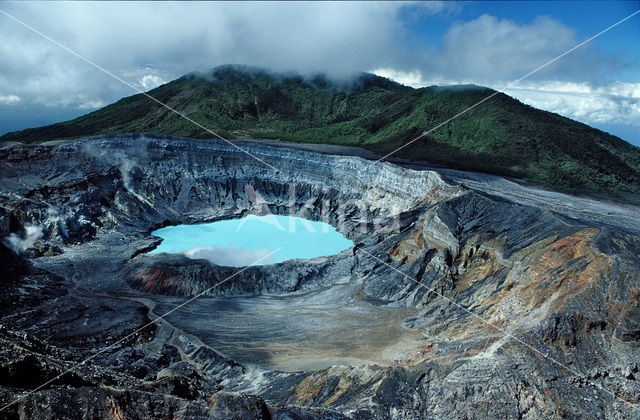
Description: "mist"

(184, 245), (275, 267)
(0, 2), (637, 140)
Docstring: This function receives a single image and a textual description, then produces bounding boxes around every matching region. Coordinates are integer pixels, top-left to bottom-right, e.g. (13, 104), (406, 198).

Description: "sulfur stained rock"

(1, 135), (640, 419)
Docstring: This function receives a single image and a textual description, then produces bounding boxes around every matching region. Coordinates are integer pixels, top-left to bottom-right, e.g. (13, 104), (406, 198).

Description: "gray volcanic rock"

(0, 134), (639, 419)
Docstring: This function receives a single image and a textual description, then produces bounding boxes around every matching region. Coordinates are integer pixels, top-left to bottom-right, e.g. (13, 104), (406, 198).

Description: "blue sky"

(401, 1), (640, 80)
(0, 1), (638, 145)
(384, 1), (640, 144)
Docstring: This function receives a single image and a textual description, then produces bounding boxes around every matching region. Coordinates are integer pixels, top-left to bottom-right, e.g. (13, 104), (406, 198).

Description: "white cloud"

(373, 68), (640, 142)
(374, 12), (633, 104)
(503, 81), (640, 126)
(0, 3), (636, 143)
(184, 245), (275, 267)
(372, 9), (638, 136)
(0, 2), (444, 110)
(369, 10), (639, 143)
(0, 94), (20, 104)
(77, 99), (105, 110)
(372, 68), (467, 88)
(370, 68), (427, 88)
(430, 14), (604, 82)
(140, 74), (165, 91)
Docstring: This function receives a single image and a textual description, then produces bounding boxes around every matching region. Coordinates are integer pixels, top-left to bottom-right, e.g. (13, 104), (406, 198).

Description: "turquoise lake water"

(148, 215), (353, 266)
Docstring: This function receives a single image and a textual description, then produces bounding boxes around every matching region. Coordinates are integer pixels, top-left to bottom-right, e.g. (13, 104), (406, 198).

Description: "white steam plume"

(3, 224), (44, 252)
(184, 245), (275, 267)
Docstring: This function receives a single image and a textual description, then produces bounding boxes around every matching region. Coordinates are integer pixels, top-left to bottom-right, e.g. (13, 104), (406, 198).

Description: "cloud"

(370, 68), (428, 88)
(0, 94), (20, 104)
(375, 13), (632, 87)
(184, 245), (275, 267)
(503, 81), (640, 126)
(0, 3), (636, 143)
(428, 14), (610, 82)
(372, 68), (471, 88)
(372, 67), (640, 140)
(373, 12), (637, 131)
(140, 74), (165, 91)
(77, 99), (105, 109)
(0, 2), (447, 110)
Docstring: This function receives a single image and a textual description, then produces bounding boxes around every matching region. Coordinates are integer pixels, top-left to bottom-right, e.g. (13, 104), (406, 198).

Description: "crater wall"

(1, 135), (640, 419)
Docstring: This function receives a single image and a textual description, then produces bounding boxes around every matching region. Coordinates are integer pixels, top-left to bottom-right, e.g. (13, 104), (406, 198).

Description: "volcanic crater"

(1, 134), (640, 419)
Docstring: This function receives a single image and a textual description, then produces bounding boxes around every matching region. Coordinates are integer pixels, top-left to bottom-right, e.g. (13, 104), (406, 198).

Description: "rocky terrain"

(1, 134), (639, 419)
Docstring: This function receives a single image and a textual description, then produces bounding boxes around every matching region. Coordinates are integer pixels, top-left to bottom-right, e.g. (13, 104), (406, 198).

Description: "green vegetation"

(3, 65), (640, 200)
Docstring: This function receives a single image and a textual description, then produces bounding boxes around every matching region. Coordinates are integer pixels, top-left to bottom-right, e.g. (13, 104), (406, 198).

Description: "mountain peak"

(1, 65), (639, 201)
